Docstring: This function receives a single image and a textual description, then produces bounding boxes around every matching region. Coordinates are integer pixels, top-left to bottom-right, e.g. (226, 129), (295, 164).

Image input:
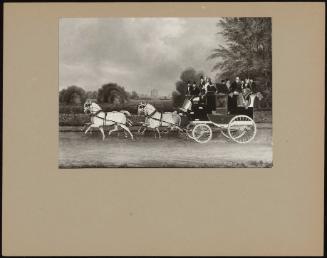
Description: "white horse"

(137, 102), (181, 138)
(83, 100), (134, 141)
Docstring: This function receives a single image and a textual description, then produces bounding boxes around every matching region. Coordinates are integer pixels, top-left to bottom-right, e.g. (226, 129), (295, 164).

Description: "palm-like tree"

(208, 17), (272, 90)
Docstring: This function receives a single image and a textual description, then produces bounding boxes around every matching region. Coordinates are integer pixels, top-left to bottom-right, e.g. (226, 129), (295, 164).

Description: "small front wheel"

(185, 123), (194, 139)
(192, 124), (212, 144)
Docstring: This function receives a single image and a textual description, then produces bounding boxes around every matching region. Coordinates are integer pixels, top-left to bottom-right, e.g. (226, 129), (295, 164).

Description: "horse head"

(137, 102), (147, 115)
(84, 100), (101, 114)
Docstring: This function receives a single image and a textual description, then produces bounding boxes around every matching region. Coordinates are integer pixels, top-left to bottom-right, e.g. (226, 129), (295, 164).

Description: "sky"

(59, 18), (224, 96)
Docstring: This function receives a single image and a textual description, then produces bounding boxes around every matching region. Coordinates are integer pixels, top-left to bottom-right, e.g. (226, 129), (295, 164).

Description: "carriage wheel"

(185, 123), (194, 139)
(227, 115), (256, 144)
(192, 124), (212, 143)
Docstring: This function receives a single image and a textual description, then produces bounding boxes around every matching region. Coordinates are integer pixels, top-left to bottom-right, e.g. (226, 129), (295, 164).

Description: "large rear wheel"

(227, 115), (256, 143)
(192, 124), (212, 143)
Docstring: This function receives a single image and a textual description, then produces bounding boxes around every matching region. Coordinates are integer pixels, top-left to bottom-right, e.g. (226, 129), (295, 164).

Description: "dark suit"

(228, 81), (242, 113)
(249, 82), (256, 92)
(230, 81), (242, 92)
(187, 85), (192, 95)
(216, 83), (229, 94)
(206, 84), (217, 112)
(192, 86), (200, 96)
(199, 81), (206, 95)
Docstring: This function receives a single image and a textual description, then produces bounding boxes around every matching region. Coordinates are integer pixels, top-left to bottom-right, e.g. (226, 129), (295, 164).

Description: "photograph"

(4, 3), (324, 256)
(59, 17), (273, 168)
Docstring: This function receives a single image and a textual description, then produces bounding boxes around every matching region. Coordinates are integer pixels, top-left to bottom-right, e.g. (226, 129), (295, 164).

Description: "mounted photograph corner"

(59, 17), (272, 168)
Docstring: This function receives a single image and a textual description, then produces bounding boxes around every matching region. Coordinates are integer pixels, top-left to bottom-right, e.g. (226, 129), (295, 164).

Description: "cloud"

(59, 18), (223, 95)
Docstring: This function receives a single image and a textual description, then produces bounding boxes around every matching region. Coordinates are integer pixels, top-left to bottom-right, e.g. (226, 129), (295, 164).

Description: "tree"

(86, 90), (97, 100)
(130, 91), (139, 100)
(172, 67), (204, 107)
(97, 83), (129, 104)
(208, 17), (272, 91)
(59, 85), (86, 105)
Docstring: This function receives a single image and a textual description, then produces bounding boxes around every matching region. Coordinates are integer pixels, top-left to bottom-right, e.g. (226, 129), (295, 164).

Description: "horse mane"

(90, 102), (102, 111)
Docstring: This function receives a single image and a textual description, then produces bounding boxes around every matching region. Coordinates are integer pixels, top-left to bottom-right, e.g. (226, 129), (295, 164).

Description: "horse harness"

(144, 109), (177, 127)
(90, 110), (126, 127)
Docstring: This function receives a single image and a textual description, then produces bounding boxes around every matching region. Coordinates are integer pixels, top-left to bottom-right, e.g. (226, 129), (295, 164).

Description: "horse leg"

(99, 126), (105, 140)
(120, 124), (134, 140)
(141, 126), (147, 135)
(138, 125), (147, 135)
(155, 127), (161, 139)
(108, 125), (119, 136)
(138, 124), (144, 134)
(85, 124), (92, 134)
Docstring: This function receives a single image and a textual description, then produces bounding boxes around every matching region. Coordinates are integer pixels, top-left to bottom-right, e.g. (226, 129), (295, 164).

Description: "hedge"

(59, 111), (272, 126)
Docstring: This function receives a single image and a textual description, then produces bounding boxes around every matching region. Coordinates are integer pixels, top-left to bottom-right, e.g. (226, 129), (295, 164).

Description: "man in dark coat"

(249, 79), (256, 92)
(206, 78), (217, 113)
(216, 79), (225, 93)
(217, 79), (231, 94)
(228, 77), (242, 114)
(192, 81), (200, 96)
(186, 81), (192, 96)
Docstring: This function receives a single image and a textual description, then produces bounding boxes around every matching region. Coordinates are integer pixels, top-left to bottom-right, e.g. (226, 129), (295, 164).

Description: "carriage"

(83, 91), (261, 143)
(177, 93), (259, 144)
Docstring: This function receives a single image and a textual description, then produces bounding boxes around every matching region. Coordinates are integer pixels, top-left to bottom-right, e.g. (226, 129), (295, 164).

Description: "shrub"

(97, 83), (129, 104)
(59, 86), (87, 105)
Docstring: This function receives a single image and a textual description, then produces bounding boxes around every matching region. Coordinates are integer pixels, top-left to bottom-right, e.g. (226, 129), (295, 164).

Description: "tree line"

(59, 83), (139, 105)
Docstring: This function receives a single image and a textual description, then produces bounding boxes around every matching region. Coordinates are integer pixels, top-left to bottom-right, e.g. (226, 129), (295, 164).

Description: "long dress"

(206, 84), (217, 113)
(228, 81), (241, 114)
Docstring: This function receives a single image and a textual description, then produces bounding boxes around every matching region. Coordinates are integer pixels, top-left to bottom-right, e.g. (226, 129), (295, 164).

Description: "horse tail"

(120, 110), (131, 116)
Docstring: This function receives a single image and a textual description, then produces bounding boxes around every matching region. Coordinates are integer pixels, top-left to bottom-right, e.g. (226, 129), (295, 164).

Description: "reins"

(88, 107), (126, 126)
(143, 106), (177, 127)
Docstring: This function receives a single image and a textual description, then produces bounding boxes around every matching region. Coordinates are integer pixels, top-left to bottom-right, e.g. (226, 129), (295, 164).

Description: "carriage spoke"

(228, 115), (256, 143)
(192, 124), (212, 143)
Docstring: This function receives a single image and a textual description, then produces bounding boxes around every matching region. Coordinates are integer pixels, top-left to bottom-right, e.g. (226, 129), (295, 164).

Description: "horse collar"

(90, 109), (103, 117)
(147, 109), (157, 118)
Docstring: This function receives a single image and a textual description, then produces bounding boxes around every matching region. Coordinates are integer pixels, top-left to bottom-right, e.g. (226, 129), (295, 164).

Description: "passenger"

(249, 78), (256, 92)
(204, 77), (211, 94)
(216, 79), (228, 94)
(226, 79), (231, 89)
(206, 78), (217, 113)
(186, 81), (192, 96)
(192, 81), (200, 96)
(198, 76), (206, 102)
(228, 77), (242, 114)
(244, 78), (251, 89)
(215, 79), (230, 110)
(199, 76), (206, 95)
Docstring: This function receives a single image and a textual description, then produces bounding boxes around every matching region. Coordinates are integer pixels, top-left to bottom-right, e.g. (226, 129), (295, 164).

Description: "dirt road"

(59, 127), (272, 168)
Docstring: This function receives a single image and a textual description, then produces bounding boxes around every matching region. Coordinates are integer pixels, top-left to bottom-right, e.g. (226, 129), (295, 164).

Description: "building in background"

(150, 89), (159, 99)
